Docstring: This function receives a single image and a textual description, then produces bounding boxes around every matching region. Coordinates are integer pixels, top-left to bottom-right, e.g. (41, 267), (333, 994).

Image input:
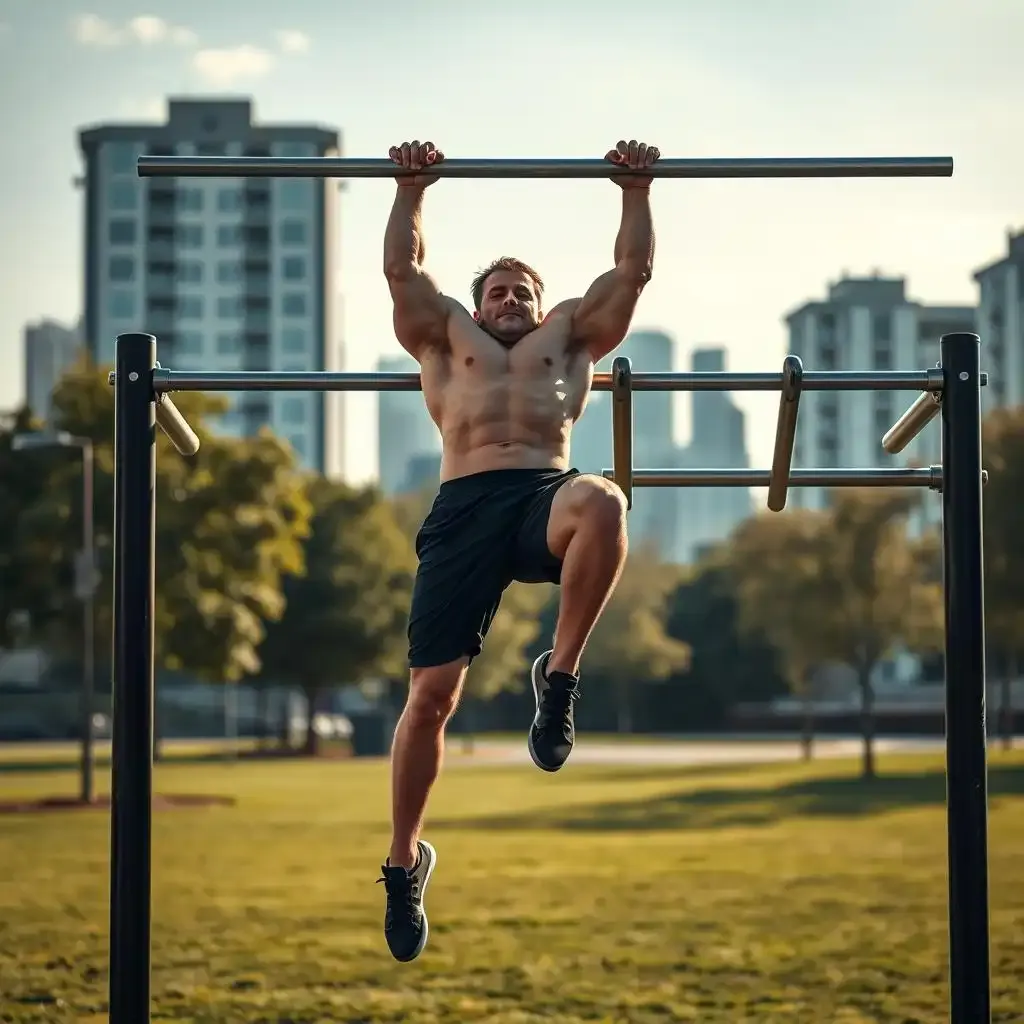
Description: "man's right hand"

(389, 141), (444, 188)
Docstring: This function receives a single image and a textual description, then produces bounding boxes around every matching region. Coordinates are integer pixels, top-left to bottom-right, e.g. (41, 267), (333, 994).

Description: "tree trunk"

(858, 661), (876, 780)
(616, 677), (632, 734)
(1001, 651), (1016, 752)
(302, 683), (321, 757)
(800, 694), (815, 762)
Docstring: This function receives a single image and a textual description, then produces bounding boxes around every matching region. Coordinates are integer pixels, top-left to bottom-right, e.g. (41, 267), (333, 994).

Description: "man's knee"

(405, 660), (468, 728)
(548, 474), (627, 557)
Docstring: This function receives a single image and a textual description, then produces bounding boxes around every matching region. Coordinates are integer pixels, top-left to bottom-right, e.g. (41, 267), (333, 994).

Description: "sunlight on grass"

(0, 749), (1022, 1022)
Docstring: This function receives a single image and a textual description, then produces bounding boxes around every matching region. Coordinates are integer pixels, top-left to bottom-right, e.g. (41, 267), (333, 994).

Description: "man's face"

(474, 270), (542, 346)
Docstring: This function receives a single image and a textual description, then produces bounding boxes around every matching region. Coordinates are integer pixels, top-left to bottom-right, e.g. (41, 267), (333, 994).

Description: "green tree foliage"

(4, 358), (311, 684)
(259, 478), (415, 753)
(583, 549), (691, 732)
(982, 407), (1024, 749)
(664, 561), (789, 732)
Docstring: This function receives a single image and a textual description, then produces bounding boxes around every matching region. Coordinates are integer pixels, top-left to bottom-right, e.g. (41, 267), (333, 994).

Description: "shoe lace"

(538, 681), (580, 738)
(376, 869), (420, 931)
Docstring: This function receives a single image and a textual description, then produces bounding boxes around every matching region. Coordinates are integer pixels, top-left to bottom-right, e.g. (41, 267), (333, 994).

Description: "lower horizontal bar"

(142, 367), (945, 394)
(137, 155), (955, 180)
(602, 467), (942, 488)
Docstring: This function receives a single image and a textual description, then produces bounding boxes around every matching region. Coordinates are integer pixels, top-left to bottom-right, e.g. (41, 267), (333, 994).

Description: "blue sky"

(1, 0), (1021, 482)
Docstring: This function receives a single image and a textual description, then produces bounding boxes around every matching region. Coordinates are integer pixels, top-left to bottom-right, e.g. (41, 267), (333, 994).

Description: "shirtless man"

(377, 138), (659, 962)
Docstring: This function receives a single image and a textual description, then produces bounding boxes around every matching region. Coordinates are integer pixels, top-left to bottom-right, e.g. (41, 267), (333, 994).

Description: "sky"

(1, 0), (1021, 485)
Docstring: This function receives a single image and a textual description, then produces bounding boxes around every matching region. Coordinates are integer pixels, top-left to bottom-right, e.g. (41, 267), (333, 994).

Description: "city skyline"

(2, 0), (1022, 485)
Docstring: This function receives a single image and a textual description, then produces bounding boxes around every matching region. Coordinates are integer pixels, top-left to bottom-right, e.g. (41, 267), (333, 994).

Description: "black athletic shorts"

(407, 467), (579, 668)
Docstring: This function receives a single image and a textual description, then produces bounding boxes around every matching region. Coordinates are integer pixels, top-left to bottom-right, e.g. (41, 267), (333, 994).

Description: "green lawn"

(1, 749), (1022, 1022)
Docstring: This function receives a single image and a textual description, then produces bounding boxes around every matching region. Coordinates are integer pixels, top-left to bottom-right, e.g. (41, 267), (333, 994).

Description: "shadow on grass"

(432, 764), (1024, 833)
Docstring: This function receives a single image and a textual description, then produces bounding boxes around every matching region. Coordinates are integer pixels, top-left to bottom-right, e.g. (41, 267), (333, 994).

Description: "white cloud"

(276, 30), (310, 55)
(72, 13), (123, 46)
(72, 13), (197, 48)
(192, 45), (276, 86)
(128, 16), (196, 46)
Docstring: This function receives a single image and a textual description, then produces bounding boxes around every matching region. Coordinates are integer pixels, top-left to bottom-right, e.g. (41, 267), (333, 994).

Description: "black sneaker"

(377, 840), (436, 962)
(527, 650), (580, 772)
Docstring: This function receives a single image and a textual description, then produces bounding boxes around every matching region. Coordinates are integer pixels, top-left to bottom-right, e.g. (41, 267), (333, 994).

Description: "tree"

(9, 358), (312, 685)
(982, 407), (1024, 750)
(259, 478), (416, 754)
(664, 559), (789, 733)
(724, 509), (838, 760)
(582, 548), (691, 733)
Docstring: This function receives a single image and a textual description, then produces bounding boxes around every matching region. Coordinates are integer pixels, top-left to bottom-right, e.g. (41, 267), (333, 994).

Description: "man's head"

(471, 257), (544, 347)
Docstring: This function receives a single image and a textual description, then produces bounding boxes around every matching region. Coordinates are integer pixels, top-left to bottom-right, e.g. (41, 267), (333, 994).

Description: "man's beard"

(478, 315), (536, 348)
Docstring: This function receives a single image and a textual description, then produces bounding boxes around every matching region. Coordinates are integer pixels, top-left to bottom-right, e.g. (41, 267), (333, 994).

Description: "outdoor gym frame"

(106, 151), (987, 1024)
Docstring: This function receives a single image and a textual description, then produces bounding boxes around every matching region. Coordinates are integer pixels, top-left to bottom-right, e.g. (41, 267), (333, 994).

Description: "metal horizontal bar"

(145, 367), (946, 394)
(601, 467), (942, 488)
(137, 155), (954, 180)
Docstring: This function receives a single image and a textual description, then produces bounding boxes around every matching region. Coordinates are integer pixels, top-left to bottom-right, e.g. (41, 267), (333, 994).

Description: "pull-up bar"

(137, 154), (954, 180)
(106, 333), (990, 1024)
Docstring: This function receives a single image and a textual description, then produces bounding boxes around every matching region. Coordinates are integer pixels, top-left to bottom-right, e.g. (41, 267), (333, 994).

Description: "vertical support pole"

(940, 330), (990, 1024)
(611, 356), (633, 510)
(110, 332), (157, 1024)
(81, 442), (96, 805)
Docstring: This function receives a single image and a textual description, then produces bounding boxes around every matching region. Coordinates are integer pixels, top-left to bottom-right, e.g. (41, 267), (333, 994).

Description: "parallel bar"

(940, 332), (991, 1024)
(883, 390), (942, 454)
(767, 356), (803, 511)
(611, 357), (633, 509)
(147, 367), (944, 394)
(601, 467), (942, 488)
(110, 333), (156, 1024)
(155, 395), (200, 456)
(138, 155), (954, 179)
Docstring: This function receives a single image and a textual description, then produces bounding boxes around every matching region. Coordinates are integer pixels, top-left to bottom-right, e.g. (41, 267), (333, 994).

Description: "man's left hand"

(605, 139), (660, 188)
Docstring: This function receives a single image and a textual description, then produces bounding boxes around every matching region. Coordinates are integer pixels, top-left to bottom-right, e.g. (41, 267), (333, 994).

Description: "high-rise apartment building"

(973, 228), (1024, 412)
(784, 274), (975, 512)
(376, 354), (442, 495)
(23, 318), (82, 424)
(77, 98), (342, 472)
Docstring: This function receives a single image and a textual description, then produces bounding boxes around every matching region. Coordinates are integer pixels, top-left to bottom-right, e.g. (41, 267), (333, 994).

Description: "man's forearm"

(383, 185), (427, 275)
(613, 187), (655, 276)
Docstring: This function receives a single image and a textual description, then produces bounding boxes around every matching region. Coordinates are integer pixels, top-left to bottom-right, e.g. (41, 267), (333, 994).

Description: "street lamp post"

(12, 431), (97, 805)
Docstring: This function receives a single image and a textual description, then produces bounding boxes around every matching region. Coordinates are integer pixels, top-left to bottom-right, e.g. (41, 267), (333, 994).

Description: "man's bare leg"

(388, 659), (467, 868)
(528, 476), (628, 772)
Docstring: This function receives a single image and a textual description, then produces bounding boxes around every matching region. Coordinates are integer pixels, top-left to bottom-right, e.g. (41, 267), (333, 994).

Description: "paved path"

(450, 736), (945, 767)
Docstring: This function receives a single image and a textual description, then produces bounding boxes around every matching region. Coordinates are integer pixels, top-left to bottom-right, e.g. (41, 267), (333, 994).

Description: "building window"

(218, 296), (243, 318)
(282, 256), (306, 281)
(178, 188), (204, 212)
(108, 256), (135, 282)
(218, 224), (242, 246)
(288, 434), (307, 458)
(108, 142), (140, 175)
(108, 290), (136, 319)
(279, 180), (311, 211)
(108, 219), (137, 245)
(281, 397), (306, 424)
(281, 328), (306, 353)
(277, 142), (315, 158)
(280, 220), (307, 245)
(178, 295), (203, 319)
(176, 261), (203, 284)
(282, 293), (307, 316)
(178, 331), (204, 356)
(108, 181), (138, 211)
(873, 343), (892, 369)
(218, 188), (242, 213)
(217, 261), (242, 283)
(872, 312), (891, 343)
(178, 224), (204, 248)
(216, 332), (242, 354)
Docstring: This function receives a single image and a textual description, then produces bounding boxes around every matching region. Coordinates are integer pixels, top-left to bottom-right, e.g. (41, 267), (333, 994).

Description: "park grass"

(0, 749), (1022, 1023)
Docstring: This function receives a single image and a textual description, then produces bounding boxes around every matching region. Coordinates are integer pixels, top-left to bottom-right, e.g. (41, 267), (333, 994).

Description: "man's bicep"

(570, 265), (648, 360)
(387, 267), (450, 358)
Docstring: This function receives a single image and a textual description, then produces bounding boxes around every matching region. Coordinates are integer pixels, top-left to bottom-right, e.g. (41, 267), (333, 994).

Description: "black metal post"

(81, 442), (95, 805)
(940, 331), (990, 1024)
(110, 332), (157, 1024)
